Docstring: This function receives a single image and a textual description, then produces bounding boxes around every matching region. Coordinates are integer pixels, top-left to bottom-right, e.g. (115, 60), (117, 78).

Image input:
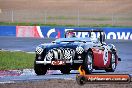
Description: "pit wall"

(0, 26), (132, 40)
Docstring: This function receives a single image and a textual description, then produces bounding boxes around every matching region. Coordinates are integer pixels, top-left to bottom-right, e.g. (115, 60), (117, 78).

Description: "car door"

(92, 43), (111, 68)
(101, 45), (111, 67)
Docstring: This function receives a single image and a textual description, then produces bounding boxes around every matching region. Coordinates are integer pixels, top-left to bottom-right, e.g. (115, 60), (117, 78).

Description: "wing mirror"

(52, 41), (55, 43)
(118, 58), (121, 61)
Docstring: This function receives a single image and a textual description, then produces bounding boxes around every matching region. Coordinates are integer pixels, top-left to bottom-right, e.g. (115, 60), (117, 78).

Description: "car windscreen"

(54, 37), (92, 43)
(65, 31), (103, 39)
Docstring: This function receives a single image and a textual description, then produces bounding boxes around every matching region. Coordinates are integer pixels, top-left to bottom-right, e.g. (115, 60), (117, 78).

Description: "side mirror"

(52, 41), (55, 43)
(100, 32), (105, 44)
(118, 58), (121, 61)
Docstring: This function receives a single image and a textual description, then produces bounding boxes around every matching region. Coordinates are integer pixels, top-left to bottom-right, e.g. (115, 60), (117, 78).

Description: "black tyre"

(83, 51), (93, 74)
(105, 52), (116, 72)
(76, 75), (86, 85)
(34, 61), (47, 75)
(60, 67), (71, 74)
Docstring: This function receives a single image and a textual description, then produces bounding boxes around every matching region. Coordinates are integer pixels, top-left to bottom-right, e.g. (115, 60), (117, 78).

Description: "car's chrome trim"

(36, 61), (51, 64)
(73, 60), (83, 63)
(36, 60), (83, 64)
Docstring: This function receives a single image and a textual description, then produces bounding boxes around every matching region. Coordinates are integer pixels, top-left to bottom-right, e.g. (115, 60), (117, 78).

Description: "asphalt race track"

(0, 37), (132, 83)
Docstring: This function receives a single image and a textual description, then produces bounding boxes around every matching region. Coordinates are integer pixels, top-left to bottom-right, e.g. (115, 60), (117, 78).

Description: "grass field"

(0, 51), (35, 70)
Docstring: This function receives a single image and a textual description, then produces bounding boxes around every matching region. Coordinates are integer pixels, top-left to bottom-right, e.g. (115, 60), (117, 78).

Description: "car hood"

(38, 37), (97, 50)
(40, 42), (82, 50)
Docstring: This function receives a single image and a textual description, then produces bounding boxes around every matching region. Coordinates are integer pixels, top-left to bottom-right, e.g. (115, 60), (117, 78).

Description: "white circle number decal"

(103, 47), (108, 65)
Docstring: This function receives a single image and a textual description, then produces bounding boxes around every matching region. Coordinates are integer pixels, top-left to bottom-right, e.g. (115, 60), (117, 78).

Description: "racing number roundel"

(103, 47), (108, 65)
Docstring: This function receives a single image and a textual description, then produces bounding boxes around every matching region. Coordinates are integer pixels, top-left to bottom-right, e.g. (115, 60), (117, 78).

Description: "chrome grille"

(45, 48), (75, 61)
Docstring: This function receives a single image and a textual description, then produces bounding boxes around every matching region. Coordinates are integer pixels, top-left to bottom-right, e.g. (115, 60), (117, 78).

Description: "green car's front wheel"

(34, 61), (47, 75)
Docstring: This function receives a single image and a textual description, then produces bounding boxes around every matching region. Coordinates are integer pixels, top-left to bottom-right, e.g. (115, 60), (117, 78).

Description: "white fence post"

(77, 9), (80, 27)
(44, 11), (47, 24)
(0, 9), (2, 13)
(112, 13), (114, 26)
(11, 10), (14, 22)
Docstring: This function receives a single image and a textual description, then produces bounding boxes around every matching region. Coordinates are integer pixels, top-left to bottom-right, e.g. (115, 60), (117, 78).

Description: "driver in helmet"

(66, 32), (76, 38)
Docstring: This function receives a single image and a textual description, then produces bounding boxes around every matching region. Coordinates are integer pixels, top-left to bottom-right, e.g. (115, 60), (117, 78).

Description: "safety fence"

(0, 9), (132, 26)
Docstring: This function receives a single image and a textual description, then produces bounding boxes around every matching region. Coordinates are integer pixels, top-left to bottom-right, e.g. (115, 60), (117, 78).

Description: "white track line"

(0, 81), (15, 84)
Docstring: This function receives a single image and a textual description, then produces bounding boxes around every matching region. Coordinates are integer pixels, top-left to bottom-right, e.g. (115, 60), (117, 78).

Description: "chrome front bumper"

(36, 60), (83, 65)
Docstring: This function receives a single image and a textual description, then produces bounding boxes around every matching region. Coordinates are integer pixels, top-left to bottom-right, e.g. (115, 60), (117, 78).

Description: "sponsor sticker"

(51, 61), (65, 65)
(15, 26), (132, 40)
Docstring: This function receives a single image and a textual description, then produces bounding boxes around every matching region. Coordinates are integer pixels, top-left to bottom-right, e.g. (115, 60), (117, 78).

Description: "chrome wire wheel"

(105, 52), (116, 72)
(87, 54), (93, 71)
(83, 51), (93, 74)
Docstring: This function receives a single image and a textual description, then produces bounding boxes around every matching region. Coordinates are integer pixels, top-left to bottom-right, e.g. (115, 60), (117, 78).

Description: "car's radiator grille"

(45, 48), (75, 61)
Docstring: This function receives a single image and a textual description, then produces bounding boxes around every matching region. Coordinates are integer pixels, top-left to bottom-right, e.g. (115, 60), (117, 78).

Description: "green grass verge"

(0, 22), (132, 27)
(0, 51), (35, 70)
(0, 22), (76, 27)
